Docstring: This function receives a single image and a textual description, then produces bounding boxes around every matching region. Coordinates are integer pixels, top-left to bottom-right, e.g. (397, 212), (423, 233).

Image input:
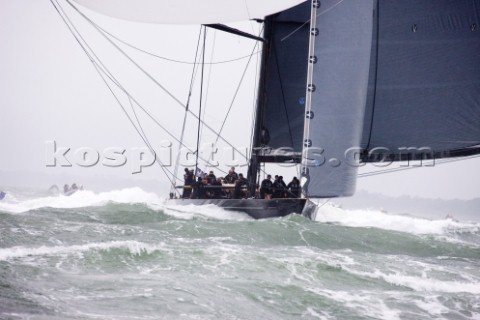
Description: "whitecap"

(0, 187), (163, 214)
(313, 203), (480, 236)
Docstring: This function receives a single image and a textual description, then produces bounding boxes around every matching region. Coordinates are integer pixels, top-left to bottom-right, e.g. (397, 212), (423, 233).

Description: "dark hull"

(167, 198), (308, 219)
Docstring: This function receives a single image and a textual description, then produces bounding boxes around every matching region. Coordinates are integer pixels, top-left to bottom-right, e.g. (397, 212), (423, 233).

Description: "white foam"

(0, 187), (254, 221)
(305, 287), (402, 320)
(346, 268), (480, 294)
(0, 187), (163, 214)
(0, 240), (166, 261)
(158, 203), (252, 221)
(314, 203), (479, 235)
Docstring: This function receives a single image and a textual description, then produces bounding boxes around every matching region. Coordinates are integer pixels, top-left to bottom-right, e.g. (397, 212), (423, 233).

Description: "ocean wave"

(314, 203), (480, 236)
(0, 187), (252, 221)
(0, 187), (163, 214)
(0, 240), (166, 261)
(344, 267), (480, 294)
(159, 203), (252, 221)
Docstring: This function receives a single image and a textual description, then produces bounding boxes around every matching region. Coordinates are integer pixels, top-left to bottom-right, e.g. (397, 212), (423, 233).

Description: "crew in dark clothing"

(279, 176), (287, 198)
(207, 171), (216, 184)
(183, 168), (194, 198)
(287, 177), (301, 198)
(260, 175), (273, 199)
(233, 173), (248, 199)
(211, 177), (224, 199)
(224, 167), (239, 184)
(191, 177), (205, 199)
(272, 175), (284, 199)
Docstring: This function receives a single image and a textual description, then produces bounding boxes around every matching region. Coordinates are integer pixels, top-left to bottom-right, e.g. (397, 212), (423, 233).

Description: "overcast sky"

(1, 0), (479, 200)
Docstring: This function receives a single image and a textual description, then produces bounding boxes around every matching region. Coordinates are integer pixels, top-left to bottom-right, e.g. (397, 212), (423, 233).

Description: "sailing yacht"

(55, 0), (480, 219)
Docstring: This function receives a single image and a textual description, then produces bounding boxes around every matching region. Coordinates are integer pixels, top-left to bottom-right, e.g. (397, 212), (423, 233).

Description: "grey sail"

(302, 0), (376, 197)
(258, 2), (311, 163)
(361, 0), (480, 162)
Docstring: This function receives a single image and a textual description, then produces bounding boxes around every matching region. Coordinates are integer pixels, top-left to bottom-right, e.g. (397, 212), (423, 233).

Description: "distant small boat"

(63, 184), (83, 197)
(64, 189), (78, 197)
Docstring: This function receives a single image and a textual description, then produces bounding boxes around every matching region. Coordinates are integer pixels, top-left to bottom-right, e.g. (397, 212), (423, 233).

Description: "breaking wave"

(1, 187), (478, 234)
(0, 187), (161, 214)
(315, 202), (480, 236)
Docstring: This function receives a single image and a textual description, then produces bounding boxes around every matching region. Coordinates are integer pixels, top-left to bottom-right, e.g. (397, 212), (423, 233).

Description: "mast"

(247, 17), (273, 197)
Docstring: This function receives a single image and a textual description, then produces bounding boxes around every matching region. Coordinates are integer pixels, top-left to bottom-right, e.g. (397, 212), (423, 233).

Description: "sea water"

(0, 188), (479, 320)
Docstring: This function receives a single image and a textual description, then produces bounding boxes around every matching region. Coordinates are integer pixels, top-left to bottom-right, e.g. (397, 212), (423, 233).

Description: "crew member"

(183, 168), (194, 198)
(233, 173), (248, 199)
(191, 176), (205, 199)
(287, 177), (301, 198)
(260, 175), (273, 199)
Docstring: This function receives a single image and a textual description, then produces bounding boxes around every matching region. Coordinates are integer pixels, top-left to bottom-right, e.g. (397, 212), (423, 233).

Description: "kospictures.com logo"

(45, 140), (436, 174)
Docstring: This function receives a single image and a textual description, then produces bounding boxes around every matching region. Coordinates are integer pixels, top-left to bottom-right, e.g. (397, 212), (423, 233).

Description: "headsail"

(71, 0), (307, 24)
(302, 0), (375, 197)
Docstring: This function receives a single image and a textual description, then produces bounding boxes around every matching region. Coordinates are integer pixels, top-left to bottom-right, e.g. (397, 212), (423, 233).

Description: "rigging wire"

(52, 0), (224, 189)
(171, 27), (204, 195)
(58, 1), (184, 146)
(59, 0), (242, 180)
(249, 29), (262, 184)
(207, 39), (260, 158)
(358, 154), (480, 178)
(195, 27), (208, 171)
(49, 0), (181, 193)
(83, 17), (262, 65)
(280, 0), (346, 42)
(192, 25), (263, 176)
(64, 0), (252, 163)
(198, 30), (216, 152)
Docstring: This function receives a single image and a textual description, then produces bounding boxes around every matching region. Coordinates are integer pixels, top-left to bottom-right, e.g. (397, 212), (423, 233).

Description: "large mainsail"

(361, 0), (480, 161)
